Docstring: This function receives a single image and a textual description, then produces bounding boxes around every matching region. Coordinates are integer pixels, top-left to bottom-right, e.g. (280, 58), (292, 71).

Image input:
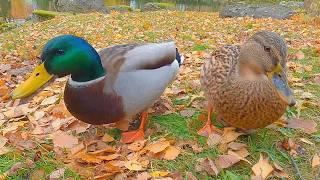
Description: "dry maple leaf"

(124, 160), (144, 171)
(251, 154), (274, 179)
(128, 140), (147, 152)
(163, 146), (181, 160)
(312, 154), (320, 168)
(207, 133), (222, 147)
(52, 131), (78, 149)
(221, 127), (244, 144)
(145, 140), (170, 154)
(286, 118), (317, 134)
(102, 133), (115, 143)
(196, 158), (219, 176)
(227, 142), (247, 150)
(76, 151), (103, 164)
(150, 171), (170, 177)
(215, 154), (241, 169)
(136, 171), (151, 180)
(97, 154), (121, 161)
(180, 109), (195, 117)
(49, 168), (65, 180)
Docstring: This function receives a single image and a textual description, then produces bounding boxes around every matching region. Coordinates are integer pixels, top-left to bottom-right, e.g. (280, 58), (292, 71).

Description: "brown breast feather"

(64, 78), (126, 125)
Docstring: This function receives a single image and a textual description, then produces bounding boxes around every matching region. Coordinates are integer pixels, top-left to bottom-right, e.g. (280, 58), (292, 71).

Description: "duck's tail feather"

(175, 48), (184, 66)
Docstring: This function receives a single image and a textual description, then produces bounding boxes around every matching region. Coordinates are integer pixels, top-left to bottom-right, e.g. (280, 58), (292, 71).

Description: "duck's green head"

(12, 35), (105, 99)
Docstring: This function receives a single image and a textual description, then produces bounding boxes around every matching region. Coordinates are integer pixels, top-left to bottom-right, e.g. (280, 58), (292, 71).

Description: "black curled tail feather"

(175, 48), (183, 66)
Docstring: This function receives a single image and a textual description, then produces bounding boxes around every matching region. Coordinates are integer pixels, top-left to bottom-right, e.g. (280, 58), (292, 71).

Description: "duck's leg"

(198, 104), (220, 137)
(121, 111), (148, 143)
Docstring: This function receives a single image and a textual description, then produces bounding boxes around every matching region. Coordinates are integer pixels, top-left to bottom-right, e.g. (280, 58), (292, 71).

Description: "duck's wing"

(98, 41), (181, 72)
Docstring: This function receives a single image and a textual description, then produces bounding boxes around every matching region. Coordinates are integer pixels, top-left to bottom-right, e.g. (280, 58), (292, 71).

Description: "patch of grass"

(0, 151), (80, 180)
(193, 44), (209, 51)
(150, 113), (194, 139)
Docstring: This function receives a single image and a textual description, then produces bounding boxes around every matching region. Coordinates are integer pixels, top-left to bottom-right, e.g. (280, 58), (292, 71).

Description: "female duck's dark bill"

(267, 63), (296, 107)
(11, 63), (53, 99)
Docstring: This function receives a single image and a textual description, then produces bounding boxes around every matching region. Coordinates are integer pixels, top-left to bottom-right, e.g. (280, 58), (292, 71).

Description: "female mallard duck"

(12, 35), (183, 143)
(199, 31), (296, 136)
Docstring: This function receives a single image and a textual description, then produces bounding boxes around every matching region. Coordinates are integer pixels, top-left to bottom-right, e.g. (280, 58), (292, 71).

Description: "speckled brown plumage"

(200, 31), (291, 130)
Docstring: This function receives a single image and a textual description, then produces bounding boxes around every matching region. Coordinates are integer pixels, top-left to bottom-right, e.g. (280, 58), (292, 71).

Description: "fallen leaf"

(52, 131), (78, 149)
(180, 109), (195, 117)
(3, 103), (33, 118)
(312, 154), (320, 168)
(128, 140), (147, 152)
(150, 171), (170, 177)
(227, 142), (247, 150)
(221, 128), (243, 144)
(228, 150), (251, 164)
(286, 118), (317, 134)
(145, 140), (170, 154)
(196, 158), (219, 176)
(300, 92), (314, 99)
(70, 142), (85, 155)
(215, 154), (240, 169)
(102, 133), (115, 143)
(136, 172), (151, 180)
(252, 154), (274, 179)
(0, 136), (8, 149)
(295, 51), (305, 60)
(273, 162), (289, 178)
(207, 133), (222, 147)
(185, 172), (197, 180)
(97, 154), (121, 161)
(76, 151), (103, 164)
(124, 160), (143, 171)
(5, 162), (25, 176)
(163, 146), (180, 160)
(104, 162), (122, 173)
(40, 95), (59, 106)
(299, 138), (314, 145)
(49, 168), (65, 180)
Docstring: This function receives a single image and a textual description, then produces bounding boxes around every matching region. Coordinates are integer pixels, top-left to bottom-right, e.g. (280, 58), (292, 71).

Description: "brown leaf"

(150, 171), (170, 177)
(128, 140), (147, 152)
(312, 154), (320, 168)
(207, 133), (222, 147)
(221, 127), (243, 144)
(228, 150), (251, 164)
(273, 162), (289, 178)
(295, 51), (305, 60)
(145, 140), (170, 154)
(215, 154), (240, 169)
(163, 146), (180, 160)
(49, 168), (65, 180)
(0, 136), (8, 149)
(70, 142), (85, 155)
(104, 162), (122, 173)
(180, 109), (195, 117)
(124, 160), (144, 171)
(3, 103), (33, 118)
(196, 158), (219, 176)
(228, 142), (247, 150)
(136, 172), (151, 180)
(185, 172), (197, 180)
(102, 133), (115, 143)
(286, 118), (317, 134)
(52, 131), (78, 149)
(76, 151), (103, 164)
(97, 154), (121, 161)
(252, 154), (274, 179)
(40, 95), (59, 106)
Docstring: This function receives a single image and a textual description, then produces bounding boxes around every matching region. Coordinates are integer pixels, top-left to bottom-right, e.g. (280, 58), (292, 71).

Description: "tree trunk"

(305, 0), (320, 16)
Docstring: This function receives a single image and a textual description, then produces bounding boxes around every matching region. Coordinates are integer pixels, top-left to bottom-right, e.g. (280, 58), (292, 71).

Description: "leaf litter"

(0, 10), (319, 179)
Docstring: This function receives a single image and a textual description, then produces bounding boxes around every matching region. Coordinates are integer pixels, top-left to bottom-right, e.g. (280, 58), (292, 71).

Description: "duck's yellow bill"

(12, 63), (53, 99)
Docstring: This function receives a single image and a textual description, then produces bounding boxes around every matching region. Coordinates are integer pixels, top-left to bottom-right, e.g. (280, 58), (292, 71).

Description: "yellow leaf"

(163, 146), (180, 160)
(102, 133), (115, 143)
(252, 154), (274, 179)
(312, 154), (320, 168)
(150, 171), (170, 177)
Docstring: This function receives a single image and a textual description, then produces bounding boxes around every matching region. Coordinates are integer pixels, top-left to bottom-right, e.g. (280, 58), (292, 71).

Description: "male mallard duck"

(12, 35), (183, 143)
(199, 31), (295, 136)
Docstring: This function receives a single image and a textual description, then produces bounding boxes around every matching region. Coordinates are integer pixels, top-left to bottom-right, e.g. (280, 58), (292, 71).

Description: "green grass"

(0, 151), (80, 179)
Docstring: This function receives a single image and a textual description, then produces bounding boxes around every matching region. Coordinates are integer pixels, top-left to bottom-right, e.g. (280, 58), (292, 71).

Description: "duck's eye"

(264, 46), (271, 52)
(56, 49), (65, 55)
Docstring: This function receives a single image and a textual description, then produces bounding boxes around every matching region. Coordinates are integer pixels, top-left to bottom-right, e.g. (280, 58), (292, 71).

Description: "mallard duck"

(12, 35), (183, 143)
(199, 31), (295, 136)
